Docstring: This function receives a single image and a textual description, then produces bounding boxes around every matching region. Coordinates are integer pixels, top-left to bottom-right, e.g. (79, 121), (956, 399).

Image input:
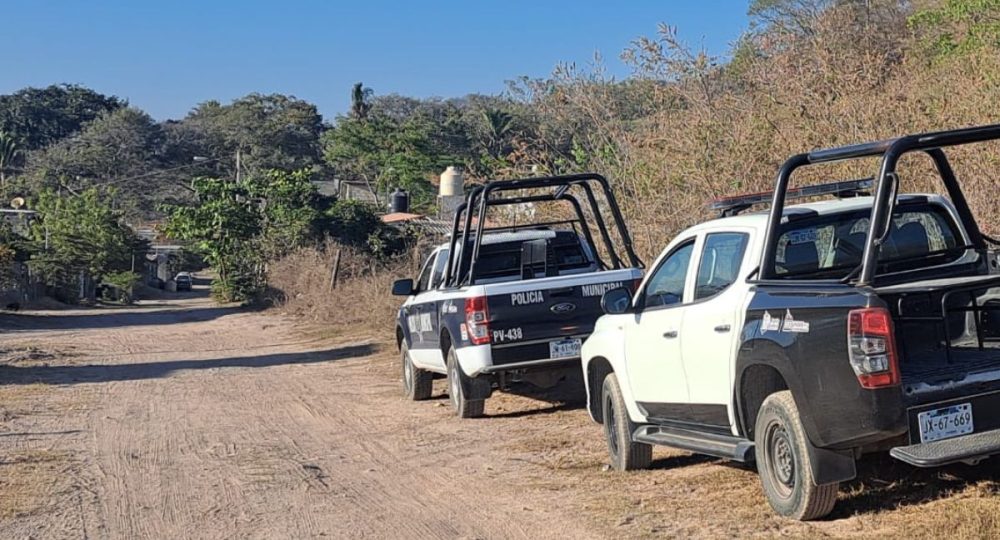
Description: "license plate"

(549, 338), (582, 359)
(918, 403), (973, 443)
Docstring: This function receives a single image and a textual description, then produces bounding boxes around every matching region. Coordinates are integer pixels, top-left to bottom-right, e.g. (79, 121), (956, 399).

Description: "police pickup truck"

(583, 124), (1000, 520)
(393, 174), (643, 418)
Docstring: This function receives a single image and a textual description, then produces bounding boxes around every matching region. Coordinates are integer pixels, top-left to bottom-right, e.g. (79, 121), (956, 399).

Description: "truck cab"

(583, 124), (1000, 520)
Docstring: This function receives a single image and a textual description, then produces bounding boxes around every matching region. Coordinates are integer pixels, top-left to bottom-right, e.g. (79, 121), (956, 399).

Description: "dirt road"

(3, 287), (1000, 539)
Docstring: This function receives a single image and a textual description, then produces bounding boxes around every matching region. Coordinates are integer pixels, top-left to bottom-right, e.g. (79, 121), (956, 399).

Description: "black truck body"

(737, 124), (1000, 477)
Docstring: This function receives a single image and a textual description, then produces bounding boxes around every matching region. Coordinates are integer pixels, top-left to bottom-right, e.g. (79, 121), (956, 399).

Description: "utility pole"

(235, 148), (242, 184)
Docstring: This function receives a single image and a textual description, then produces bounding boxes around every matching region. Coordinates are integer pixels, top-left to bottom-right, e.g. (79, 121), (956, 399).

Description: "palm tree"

(0, 132), (20, 197)
(481, 109), (514, 159)
(349, 83), (373, 120)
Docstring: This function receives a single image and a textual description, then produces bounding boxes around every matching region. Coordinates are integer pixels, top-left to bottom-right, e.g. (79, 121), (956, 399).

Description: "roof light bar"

(709, 178), (874, 215)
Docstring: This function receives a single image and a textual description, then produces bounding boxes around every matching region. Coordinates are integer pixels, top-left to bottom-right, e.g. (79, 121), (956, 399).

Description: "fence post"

(329, 249), (342, 290)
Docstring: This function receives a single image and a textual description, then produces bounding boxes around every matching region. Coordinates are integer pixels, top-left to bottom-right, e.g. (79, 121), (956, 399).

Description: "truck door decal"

(407, 312), (434, 334)
(760, 311), (781, 333)
(781, 309), (811, 333)
(511, 291), (545, 306)
(581, 281), (624, 297)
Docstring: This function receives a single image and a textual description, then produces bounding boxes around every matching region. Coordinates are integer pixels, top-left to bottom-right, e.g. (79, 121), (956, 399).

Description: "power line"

(88, 157), (226, 188)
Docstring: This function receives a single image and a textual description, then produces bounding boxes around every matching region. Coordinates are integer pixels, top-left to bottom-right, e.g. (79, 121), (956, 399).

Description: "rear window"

(774, 203), (964, 279)
(471, 233), (592, 282)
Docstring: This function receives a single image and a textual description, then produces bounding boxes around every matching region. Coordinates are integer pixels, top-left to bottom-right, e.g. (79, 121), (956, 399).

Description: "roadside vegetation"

(2, 0), (1000, 298)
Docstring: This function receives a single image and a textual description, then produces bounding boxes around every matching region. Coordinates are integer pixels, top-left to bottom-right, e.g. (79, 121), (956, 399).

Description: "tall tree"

(0, 85), (124, 150)
(26, 107), (167, 215)
(179, 93), (324, 177)
(28, 187), (144, 297)
(162, 169), (325, 301)
(480, 108), (515, 160)
(748, 0), (833, 36)
(350, 83), (374, 120)
(909, 0), (1000, 57)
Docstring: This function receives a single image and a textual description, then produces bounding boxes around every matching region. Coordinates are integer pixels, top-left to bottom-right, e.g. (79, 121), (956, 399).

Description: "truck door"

(623, 239), (696, 415)
(679, 231), (752, 432)
(405, 252), (440, 367)
(418, 248), (451, 370)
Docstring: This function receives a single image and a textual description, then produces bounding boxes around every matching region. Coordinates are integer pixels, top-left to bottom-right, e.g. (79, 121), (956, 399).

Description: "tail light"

(631, 278), (643, 294)
(464, 296), (490, 345)
(847, 307), (900, 389)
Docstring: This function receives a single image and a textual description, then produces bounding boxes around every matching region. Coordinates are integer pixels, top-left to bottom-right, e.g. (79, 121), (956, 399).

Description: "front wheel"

(602, 373), (652, 471)
(754, 391), (839, 520)
(401, 343), (433, 401)
(446, 347), (485, 418)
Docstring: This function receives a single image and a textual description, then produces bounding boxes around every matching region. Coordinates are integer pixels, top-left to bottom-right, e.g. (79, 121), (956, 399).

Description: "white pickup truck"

(583, 124), (1000, 520)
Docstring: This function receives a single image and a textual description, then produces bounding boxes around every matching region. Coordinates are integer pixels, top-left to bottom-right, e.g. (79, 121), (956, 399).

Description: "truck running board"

(632, 425), (755, 462)
(890, 429), (1000, 467)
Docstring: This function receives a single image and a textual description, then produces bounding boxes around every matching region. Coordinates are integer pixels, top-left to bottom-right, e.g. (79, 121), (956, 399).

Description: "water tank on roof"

(439, 166), (464, 197)
(390, 187), (409, 213)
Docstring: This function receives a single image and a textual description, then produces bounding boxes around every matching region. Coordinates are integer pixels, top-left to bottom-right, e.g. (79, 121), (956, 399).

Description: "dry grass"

(0, 342), (81, 520)
(0, 449), (73, 520)
(266, 241), (415, 341)
(501, 405), (1000, 539)
(509, 2), (1000, 262)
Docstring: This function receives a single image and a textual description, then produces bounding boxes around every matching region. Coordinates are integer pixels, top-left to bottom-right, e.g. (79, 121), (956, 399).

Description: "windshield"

(773, 202), (967, 279)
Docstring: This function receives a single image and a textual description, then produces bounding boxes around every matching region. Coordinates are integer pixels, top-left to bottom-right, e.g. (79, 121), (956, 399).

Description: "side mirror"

(392, 278), (414, 296)
(601, 287), (632, 315)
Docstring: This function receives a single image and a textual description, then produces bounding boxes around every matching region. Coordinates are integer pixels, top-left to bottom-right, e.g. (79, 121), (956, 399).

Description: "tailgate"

(483, 269), (639, 364)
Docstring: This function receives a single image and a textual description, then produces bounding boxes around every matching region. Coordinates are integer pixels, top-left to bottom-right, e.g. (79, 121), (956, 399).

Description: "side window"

(695, 233), (749, 300)
(429, 249), (450, 289)
(415, 253), (436, 293)
(643, 240), (695, 309)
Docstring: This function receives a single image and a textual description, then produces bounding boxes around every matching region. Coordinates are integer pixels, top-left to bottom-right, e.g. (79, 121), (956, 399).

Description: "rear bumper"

(891, 429), (1000, 467)
(479, 357), (578, 374)
(890, 387), (1000, 467)
(455, 339), (584, 377)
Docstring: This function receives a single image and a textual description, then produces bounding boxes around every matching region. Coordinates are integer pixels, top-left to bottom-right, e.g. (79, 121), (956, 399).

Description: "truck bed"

(901, 347), (1000, 384)
(878, 274), (1000, 390)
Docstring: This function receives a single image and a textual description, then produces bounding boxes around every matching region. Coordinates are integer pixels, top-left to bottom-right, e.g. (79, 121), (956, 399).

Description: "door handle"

(714, 324), (731, 333)
(662, 330), (678, 339)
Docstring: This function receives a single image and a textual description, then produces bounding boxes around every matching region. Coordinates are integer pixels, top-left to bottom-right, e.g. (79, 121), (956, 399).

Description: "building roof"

(381, 212), (424, 224)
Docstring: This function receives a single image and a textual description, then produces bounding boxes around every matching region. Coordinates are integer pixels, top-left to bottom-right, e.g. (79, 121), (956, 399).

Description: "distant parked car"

(174, 272), (193, 291)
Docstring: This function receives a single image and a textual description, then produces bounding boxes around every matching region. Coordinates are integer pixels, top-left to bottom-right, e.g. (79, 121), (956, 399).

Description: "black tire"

(401, 342), (433, 401)
(754, 391), (839, 520)
(602, 373), (652, 471)
(446, 347), (485, 418)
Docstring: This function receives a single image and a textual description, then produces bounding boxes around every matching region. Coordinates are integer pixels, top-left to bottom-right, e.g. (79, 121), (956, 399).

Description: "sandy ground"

(3, 283), (1000, 539)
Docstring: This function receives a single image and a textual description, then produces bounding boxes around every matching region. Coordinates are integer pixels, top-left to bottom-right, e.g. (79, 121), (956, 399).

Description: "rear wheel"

(602, 373), (652, 471)
(401, 343), (432, 401)
(447, 347), (485, 418)
(754, 391), (839, 520)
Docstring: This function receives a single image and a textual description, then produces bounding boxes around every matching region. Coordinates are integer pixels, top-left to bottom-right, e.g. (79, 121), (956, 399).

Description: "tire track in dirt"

(0, 292), (602, 539)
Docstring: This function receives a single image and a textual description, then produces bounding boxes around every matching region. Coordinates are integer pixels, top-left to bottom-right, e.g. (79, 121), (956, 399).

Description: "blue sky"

(5, 1), (749, 121)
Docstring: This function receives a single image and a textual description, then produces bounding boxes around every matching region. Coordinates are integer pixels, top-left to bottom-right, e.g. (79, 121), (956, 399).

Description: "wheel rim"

(449, 359), (461, 409)
(604, 392), (620, 457)
(766, 422), (795, 498)
(402, 351), (413, 395)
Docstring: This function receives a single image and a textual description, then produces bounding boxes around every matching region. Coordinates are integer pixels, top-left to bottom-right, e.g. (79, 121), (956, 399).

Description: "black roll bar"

(759, 123), (1000, 285)
(442, 173), (642, 288)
